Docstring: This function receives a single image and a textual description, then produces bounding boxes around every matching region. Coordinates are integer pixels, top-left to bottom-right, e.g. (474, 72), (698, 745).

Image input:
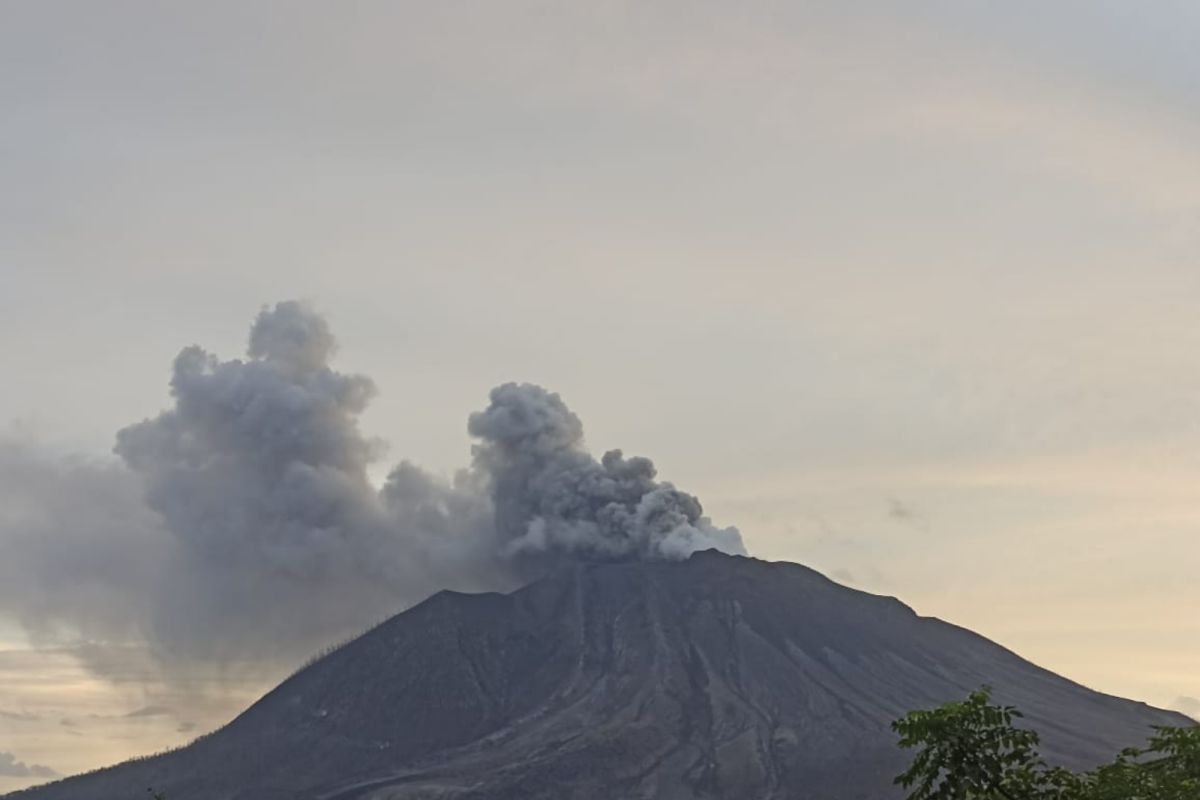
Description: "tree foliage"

(893, 688), (1200, 799)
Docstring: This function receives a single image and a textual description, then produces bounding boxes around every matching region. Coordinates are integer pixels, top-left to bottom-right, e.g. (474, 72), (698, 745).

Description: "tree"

(893, 688), (1200, 799)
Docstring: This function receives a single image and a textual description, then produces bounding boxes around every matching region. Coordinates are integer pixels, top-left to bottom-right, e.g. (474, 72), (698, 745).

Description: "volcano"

(7, 552), (1189, 800)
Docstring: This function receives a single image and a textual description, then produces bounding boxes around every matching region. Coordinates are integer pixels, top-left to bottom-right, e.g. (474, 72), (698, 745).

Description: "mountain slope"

(8, 552), (1191, 800)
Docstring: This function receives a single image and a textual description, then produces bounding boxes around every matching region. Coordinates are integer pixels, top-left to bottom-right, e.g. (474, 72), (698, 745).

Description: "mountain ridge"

(8, 551), (1191, 800)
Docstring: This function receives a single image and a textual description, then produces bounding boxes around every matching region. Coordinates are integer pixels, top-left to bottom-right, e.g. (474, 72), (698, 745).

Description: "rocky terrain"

(7, 551), (1190, 800)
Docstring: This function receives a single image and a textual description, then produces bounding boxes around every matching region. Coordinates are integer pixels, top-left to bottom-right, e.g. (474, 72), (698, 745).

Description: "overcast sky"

(3, 1), (1200, 790)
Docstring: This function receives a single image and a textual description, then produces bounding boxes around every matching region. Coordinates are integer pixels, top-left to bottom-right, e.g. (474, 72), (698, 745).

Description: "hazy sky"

(3, 1), (1200, 790)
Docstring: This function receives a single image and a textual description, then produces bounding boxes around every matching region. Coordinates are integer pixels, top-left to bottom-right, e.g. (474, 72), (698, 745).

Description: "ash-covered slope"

(8, 552), (1190, 800)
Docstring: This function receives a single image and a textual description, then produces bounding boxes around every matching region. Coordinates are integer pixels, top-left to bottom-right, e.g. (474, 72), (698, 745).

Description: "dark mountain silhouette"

(7, 552), (1190, 800)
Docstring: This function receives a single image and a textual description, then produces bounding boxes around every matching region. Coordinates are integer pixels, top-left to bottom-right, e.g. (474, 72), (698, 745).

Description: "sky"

(2, 1), (1200, 791)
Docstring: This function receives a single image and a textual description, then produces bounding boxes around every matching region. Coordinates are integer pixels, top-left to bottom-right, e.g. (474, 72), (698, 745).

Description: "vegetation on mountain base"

(894, 688), (1200, 799)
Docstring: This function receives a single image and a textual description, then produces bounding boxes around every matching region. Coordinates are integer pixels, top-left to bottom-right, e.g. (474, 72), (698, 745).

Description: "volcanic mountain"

(8, 552), (1190, 800)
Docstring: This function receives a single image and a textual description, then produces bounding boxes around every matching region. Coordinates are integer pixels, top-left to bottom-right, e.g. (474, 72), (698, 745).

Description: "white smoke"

(0, 302), (744, 685)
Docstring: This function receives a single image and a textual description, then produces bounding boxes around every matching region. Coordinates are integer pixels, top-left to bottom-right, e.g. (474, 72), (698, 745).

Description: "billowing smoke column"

(115, 303), (384, 586)
(470, 383), (743, 560)
(0, 302), (744, 687)
(101, 301), (504, 666)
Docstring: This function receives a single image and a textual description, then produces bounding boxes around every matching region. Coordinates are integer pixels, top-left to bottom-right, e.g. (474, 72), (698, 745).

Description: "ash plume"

(469, 382), (744, 560)
(0, 301), (743, 690)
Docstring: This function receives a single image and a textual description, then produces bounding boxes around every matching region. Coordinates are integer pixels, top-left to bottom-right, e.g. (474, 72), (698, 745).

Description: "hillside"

(8, 551), (1190, 800)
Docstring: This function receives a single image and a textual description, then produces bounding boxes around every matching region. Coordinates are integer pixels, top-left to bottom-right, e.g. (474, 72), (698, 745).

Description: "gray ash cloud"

(470, 382), (742, 561)
(0, 302), (743, 687)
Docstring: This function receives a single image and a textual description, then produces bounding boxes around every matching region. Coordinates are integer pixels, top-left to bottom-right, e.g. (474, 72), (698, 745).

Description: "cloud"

(1172, 696), (1200, 720)
(0, 709), (39, 722)
(0, 751), (58, 779)
(0, 438), (166, 649)
(886, 497), (927, 531)
(0, 302), (743, 693)
(107, 301), (452, 670)
(469, 382), (744, 562)
(125, 705), (172, 718)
